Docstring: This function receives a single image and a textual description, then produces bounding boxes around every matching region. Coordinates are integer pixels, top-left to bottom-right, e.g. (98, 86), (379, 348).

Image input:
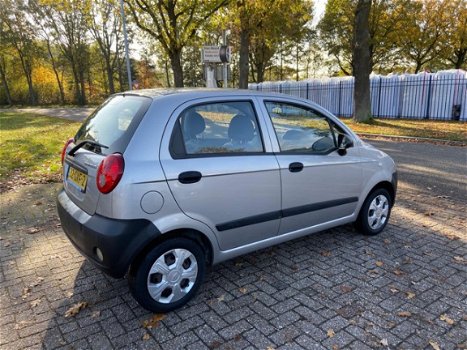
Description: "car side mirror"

(337, 134), (354, 156)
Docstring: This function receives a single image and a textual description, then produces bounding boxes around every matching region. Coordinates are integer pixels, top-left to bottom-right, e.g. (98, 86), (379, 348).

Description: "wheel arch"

(129, 228), (214, 276)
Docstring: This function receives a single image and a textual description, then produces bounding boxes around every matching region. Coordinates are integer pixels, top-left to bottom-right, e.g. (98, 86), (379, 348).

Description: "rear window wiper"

(68, 140), (109, 156)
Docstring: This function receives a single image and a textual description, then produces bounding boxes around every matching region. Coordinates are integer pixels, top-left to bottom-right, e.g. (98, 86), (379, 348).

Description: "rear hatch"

(63, 94), (152, 215)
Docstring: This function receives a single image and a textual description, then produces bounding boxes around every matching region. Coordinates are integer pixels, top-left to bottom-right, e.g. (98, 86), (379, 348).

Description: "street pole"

(223, 30), (228, 88)
(119, 0), (132, 90)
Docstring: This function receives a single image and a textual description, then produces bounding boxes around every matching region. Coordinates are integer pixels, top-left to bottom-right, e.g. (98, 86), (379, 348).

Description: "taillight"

(61, 138), (74, 164)
(96, 154), (125, 194)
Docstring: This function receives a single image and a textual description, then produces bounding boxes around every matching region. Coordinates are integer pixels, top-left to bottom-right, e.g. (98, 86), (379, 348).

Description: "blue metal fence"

(249, 70), (467, 120)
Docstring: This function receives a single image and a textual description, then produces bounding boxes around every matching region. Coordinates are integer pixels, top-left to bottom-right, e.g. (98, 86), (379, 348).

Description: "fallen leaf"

(440, 314), (454, 325)
(327, 329), (335, 338)
(22, 287), (31, 299)
(217, 294), (225, 302)
(368, 269), (379, 275)
(30, 277), (44, 287)
(66, 291), (74, 298)
(34, 201), (43, 206)
(380, 338), (389, 346)
(397, 311), (412, 317)
(393, 269), (404, 276)
(340, 285), (353, 293)
(30, 298), (41, 308)
(383, 239), (391, 245)
(234, 334), (242, 341)
(143, 314), (166, 329)
(403, 257), (412, 264)
(406, 292), (416, 299)
(332, 345), (339, 350)
(376, 261), (384, 267)
(91, 310), (101, 319)
(429, 340), (440, 350)
(320, 251), (331, 257)
(424, 212), (435, 216)
(142, 333), (151, 341)
(453, 256), (465, 264)
(239, 287), (247, 294)
(390, 288), (399, 294)
(266, 347), (275, 350)
(27, 227), (40, 234)
(65, 301), (88, 317)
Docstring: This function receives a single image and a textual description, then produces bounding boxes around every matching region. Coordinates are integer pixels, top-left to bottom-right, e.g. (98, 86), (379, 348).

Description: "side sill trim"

(216, 197), (358, 232)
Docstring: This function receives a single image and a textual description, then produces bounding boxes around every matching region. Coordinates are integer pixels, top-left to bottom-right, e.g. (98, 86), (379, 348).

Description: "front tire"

(356, 188), (392, 236)
(129, 238), (206, 313)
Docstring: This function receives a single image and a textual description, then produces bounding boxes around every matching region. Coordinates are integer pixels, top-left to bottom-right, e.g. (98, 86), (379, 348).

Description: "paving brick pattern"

(1, 179), (466, 349)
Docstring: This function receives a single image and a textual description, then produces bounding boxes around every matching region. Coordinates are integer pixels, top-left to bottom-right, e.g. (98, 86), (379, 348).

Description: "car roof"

(118, 88), (290, 100)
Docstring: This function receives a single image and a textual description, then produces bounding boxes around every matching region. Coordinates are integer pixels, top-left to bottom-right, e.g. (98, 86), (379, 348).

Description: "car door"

(260, 99), (363, 235)
(159, 98), (281, 251)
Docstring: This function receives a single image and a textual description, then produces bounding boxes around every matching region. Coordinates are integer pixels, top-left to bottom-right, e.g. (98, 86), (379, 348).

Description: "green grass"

(0, 112), (80, 182)
(343, 118), (467, 142)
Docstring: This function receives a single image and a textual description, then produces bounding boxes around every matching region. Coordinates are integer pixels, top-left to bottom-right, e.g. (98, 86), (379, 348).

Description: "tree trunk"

(169, 49), (184, 87)
(0, 58), (12, 105)
(257, 62), (265, 83)
(239, 28), (250, 89)
(164, 59), (171, 87)
(454, 49), (466, 69)
(46, 40), (65, 104)
(414, 61), (422, 74)
(105, 56), (115, 94)
(352, 0), (372, 123)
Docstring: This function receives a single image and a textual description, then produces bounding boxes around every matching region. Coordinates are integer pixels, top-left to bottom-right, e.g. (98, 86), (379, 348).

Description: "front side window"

(265, 101), (338, 154)
(171, 101), (264, 157)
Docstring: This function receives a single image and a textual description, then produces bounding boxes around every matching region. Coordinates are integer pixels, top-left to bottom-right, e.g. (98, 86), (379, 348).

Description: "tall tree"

(38, 0), (91, 105)
(318, 0), (406, 75)
(353, 0), (371, 122)
(443, 0), (467, 69)
(125, 0), (229, 87)
(397, 0), (448, 73)
(227, 0), (312, 88)
(1, 0), (38, 104)
(90, 0), (123, 94)
(0, 15), (13, 105)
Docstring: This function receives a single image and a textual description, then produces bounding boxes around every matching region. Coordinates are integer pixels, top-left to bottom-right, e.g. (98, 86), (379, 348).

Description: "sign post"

(202, 45), (231, 88)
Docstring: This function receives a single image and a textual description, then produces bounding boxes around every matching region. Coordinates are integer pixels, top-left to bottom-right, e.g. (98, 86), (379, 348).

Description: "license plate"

(68, 167), (87, 192)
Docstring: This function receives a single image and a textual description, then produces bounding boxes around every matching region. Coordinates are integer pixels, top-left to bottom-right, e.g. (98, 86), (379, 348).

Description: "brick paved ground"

(1, 142), (466, 350)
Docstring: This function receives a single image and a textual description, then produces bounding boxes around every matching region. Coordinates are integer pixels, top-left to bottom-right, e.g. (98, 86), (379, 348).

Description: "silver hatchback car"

(57, 89), (397, 312)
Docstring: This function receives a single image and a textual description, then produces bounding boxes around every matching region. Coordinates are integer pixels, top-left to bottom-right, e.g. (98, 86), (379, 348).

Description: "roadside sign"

(202, 46), (231, 63)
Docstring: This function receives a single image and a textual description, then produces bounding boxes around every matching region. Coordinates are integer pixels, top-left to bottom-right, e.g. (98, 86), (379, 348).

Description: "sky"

(313, 0), (328, 26)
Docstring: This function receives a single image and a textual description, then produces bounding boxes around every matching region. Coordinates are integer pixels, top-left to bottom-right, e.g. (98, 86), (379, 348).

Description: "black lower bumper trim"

(57, 189), (160, 278)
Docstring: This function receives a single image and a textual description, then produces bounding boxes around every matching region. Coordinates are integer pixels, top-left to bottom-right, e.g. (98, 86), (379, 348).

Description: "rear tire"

(356, 188), (392, 236)
(128, 238), (205, 313)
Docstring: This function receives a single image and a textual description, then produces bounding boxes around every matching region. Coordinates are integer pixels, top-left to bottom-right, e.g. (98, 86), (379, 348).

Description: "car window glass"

(172, 101), (264, 155)
(75, 95), (151, 155)
(265, 101), (337, 154)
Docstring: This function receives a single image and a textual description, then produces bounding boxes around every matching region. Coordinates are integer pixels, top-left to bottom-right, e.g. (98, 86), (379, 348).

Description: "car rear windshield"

(74, 95), (151, 155)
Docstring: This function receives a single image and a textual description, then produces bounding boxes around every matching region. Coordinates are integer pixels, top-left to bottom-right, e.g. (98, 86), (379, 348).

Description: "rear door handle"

(288, 162), (304, 173)
(178, 171), (202, 184)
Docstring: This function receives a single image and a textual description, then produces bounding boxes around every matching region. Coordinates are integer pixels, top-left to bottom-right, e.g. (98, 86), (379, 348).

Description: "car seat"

(183, 111), (205, 153)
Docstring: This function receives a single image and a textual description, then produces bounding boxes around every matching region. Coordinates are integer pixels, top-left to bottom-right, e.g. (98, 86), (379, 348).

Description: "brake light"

(96, 154), (125, 194)
(61, 138), (74, 164)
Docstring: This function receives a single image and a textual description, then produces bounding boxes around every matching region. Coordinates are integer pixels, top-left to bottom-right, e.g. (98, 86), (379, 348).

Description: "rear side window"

(75, 95), (151, 155)
(170, 101), (264, 157)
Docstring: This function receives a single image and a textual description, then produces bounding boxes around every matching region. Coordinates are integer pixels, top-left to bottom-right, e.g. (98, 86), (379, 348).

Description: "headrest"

(184, 111), (205, 138)
(228, 114), (255, 141)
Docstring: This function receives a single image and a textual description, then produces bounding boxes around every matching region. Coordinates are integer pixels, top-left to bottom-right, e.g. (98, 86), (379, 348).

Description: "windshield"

(75, 95), (151, 155)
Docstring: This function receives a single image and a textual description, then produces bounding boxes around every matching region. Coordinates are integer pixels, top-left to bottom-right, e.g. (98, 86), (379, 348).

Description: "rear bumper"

(56, 188), (160, 278)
